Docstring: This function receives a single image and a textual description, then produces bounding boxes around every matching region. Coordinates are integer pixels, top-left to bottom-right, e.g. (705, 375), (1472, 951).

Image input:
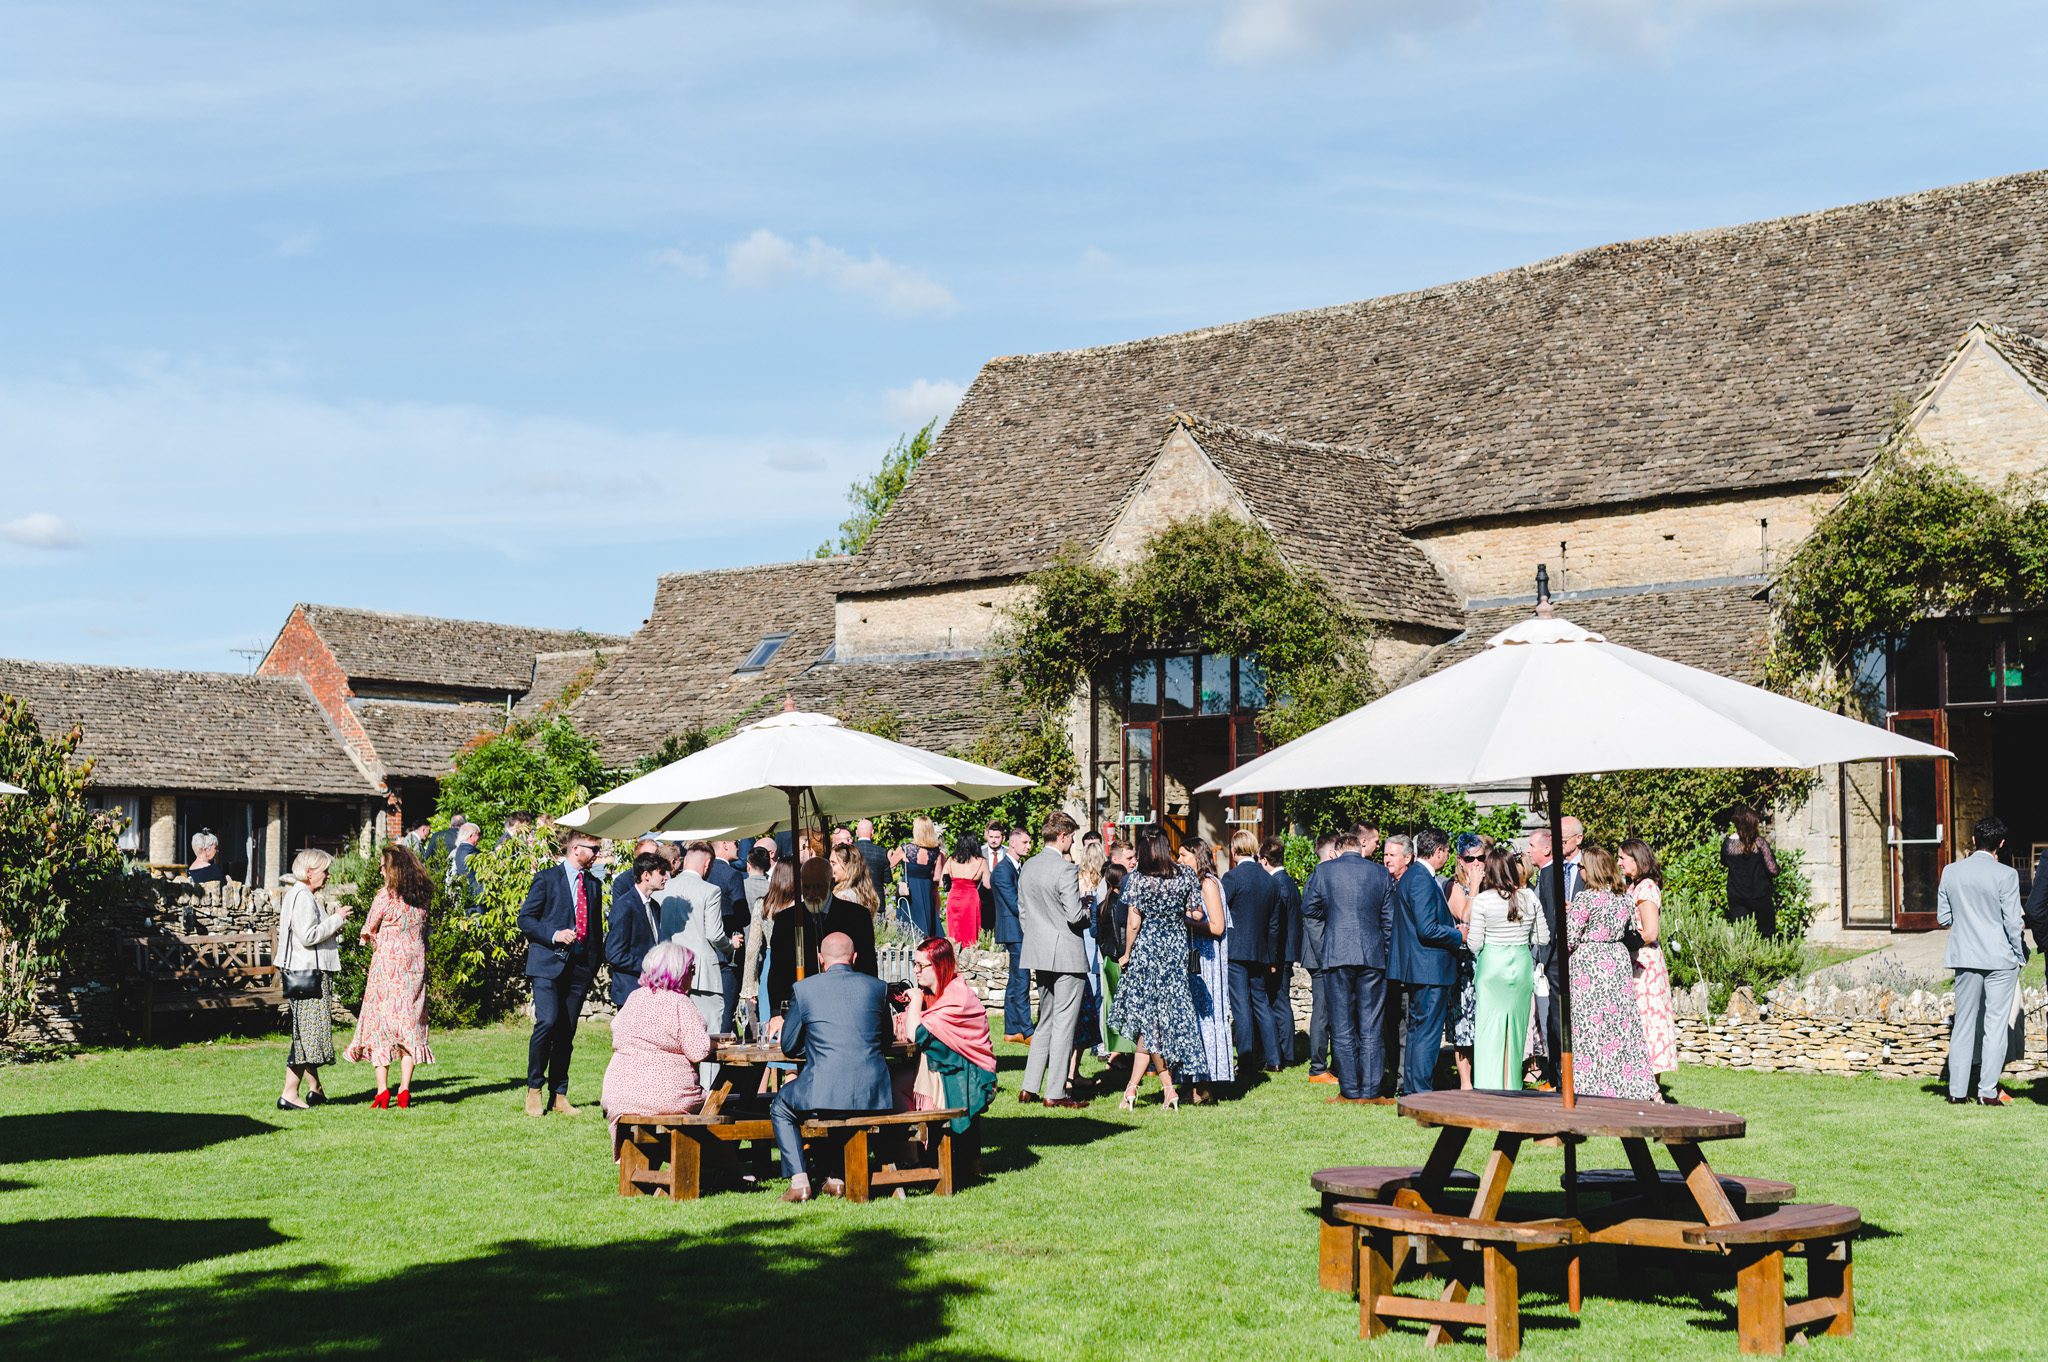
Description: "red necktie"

(574, 873), (589, 942)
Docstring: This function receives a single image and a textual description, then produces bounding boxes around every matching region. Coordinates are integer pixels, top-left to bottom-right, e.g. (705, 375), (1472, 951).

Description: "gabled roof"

(786, 657), (995, 754)
(0, 659), (378, 796)
(1420, 580), (1772, 685)
(1979, 324), (2048, 399)
(353, 701), (503, 780)
(853, 169), (2048, 594)
(1173, 414), (1460, 630)
(514, 648), (610, 719)
(569, 559), (854, 760)
(293, 603), (626, 693)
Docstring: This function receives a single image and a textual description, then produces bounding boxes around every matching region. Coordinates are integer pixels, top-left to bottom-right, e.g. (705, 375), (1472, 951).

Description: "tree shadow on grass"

(0, 1217), (290, 1281)
(0, 1224), (1014, 1362)
(981, 1114), (1133, 1175)
(0, 1112), (275, 1166)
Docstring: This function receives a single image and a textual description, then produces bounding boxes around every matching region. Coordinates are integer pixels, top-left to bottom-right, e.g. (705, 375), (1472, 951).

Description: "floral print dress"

(1564, 889), (1657, 1101)
(1630, 880), (1679, 1073)
(345, 888), (434, 1068)
(1105, 868), (1203, 1075)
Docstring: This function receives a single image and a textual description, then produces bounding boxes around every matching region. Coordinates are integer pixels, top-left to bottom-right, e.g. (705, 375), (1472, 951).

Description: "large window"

(1880, 616), (2048, 711)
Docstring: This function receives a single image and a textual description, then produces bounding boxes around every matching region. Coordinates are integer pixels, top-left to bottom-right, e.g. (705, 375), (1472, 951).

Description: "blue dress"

(902, 843), (941, 939)
(1105, 868), (1203, 1075)
(1187, 875), (1235, 1085)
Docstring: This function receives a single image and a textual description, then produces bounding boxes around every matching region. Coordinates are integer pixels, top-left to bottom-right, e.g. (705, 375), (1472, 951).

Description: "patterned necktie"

(574, 872), (588, 942)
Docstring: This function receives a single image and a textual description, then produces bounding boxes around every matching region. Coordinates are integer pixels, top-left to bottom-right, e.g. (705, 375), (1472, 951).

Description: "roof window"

(736, 632), (792, 674)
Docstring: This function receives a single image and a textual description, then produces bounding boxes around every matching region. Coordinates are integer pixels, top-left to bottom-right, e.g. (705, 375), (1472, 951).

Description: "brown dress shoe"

(820, 1178), (847, 1198)
(524, 1088), (545, 1117)
(1043, 1097), (1087, 1109)
(1017, 1091), (1042, 1104)
(780, 1185), (812, 1203)
(1004, 1034), (1031, 1045)
(550, 1093), (579, 1116)
(1308, 1071), (1339, 1085)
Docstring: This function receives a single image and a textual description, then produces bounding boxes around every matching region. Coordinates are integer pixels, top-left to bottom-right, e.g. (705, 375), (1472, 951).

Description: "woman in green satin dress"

(1467, 846), (1548, 1091)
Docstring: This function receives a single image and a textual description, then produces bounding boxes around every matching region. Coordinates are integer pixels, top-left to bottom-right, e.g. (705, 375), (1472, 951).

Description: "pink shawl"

(911, 976), (996, 1072)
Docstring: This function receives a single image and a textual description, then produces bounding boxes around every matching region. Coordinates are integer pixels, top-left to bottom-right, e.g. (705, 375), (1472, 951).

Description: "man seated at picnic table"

(767, 931), (894, 1202)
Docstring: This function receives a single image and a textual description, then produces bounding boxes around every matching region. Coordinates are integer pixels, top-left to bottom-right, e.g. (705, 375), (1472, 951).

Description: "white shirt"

(1468, 888), (1548, 950)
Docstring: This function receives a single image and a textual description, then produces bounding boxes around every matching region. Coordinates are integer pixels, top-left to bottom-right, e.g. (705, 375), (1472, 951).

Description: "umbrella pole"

(1543, 771), (1582, 1315)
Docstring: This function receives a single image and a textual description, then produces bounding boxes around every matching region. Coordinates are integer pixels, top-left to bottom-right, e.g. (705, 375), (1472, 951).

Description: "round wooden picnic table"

(1398, 1088), (1746, 1142)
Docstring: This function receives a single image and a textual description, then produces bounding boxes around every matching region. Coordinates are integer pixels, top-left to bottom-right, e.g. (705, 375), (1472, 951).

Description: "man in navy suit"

(1389, 829), (1463, 1095)
(517, 829), (606, 1116)
(604, 850), (670, 1008)
(610, 838), (660, 911)
(706, 838), (750, 1031)
(1304, 829), (1396, 1102)
(1298, 831), (1343, 1082)
(1221, 830), (1285, 1072)
(768, 932), (894, 1202)
(993, 826), (1033, 1043)
(1261, 835), (1303, 1069)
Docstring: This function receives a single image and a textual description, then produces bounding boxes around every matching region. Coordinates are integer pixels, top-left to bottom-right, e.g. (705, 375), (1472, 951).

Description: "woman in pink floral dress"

(345, 844), (435, 1107)
(1563, 844), (1660, 1102)
(601, 941), (711, 1150)
(1620, 839), (1679, 1076)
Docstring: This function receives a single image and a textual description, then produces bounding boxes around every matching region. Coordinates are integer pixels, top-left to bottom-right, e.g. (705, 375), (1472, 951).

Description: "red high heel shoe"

(395, 1089), (411, 1109)
(371, 1089), (391, 1109)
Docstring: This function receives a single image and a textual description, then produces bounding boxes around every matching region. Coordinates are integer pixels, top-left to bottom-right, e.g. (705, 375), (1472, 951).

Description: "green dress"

(916, 1028), (997, 1135)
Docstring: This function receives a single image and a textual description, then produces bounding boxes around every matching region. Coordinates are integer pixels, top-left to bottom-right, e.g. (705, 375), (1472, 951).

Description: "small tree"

(816, 419), (937, 558)
(0, 696), (126, 1035)
(434, 715), (606, 832)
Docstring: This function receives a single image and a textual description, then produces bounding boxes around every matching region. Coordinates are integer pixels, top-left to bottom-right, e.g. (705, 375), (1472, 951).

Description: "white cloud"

(882, 378), (966, 429)
(650, 247), (711, 276)
(0, 512), (83, 550)
(1078, 245), (1117, 273)
(724, 228), (957, 316)
(1213, 0), (1477, 64)
(767, 448), (829, 472)
(264, 226), (321, 258)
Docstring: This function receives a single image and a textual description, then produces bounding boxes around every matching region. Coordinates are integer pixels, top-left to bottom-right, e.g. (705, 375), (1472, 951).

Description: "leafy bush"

(1569, 767), (1815, 860)
(1661, 837), (1814, 941)
(1661, 894), (1809, 1013)
(433, 715), (605, 832)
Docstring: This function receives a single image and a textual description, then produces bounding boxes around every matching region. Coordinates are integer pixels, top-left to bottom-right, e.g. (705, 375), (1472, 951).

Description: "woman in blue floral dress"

(1178, 839), (1234, 1102)
(1107, 828), (1202, 1111)
(1564, 844), (1661, 1102)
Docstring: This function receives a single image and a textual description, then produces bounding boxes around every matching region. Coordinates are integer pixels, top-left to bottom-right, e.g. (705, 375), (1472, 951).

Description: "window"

(88, 792), (142, 856)
(735, 632), (791, 674)
(815, 641), (838, 665)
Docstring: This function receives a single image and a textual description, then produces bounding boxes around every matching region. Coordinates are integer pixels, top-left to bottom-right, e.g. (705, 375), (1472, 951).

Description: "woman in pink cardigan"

(601, 941), (712, 1151)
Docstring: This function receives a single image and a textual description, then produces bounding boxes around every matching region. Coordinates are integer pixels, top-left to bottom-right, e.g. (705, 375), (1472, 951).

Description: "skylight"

(736, 632), (792, 674)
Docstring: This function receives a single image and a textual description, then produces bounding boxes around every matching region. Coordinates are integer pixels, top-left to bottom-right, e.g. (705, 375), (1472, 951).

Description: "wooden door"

(1887, 709), (1949, 931)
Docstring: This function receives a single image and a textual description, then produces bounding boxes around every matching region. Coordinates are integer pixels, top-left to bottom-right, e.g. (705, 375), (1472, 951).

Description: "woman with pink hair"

(895, 936), (997, 1168)
(601, 940), (712, 1150)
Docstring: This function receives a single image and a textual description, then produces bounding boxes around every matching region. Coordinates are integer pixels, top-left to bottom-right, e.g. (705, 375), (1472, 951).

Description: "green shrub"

(1661, 837), (1814, 940)
(1662, 878), (1810, 1013)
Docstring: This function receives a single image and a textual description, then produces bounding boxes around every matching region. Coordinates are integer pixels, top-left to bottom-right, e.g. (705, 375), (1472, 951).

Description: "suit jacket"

(2023, 849), (2048, 956)
(1272, 867), (1303, 966)
(659, 870), (731, 994)
(1017, 847), (1087, 973)
(1220, 858), (1280, 965)
(991, 851), (1024, 945)
(609, 864), (637, 912)
(780, 964), (894, 1113)
(517, 861), (605, 979)
(705, 857), (749, 936)
(1297, 864), (1326, 972)
(605, 882), (661, 985)
(821, 895), (880, 976)
(853, 838), (893, 902)
(1939, 850), (2025, 971)
(1302, 852), (1393, 971)
(449, 841), (482, 901)
(1531, 859), (1565, 982)
(1389, 863), (1462, 986)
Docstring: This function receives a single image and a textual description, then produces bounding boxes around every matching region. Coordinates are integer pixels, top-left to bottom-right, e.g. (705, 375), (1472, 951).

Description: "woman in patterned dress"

(1107, 827), (1201, 1111)
(1444, 833), (1492, 1090)
(1177, 839), (1234, 1103)
(1619, 838), (1679, 1079)
(1563, 844), (1661, 1102)
(344, 844), (435, 1108)
(602, 941), (711, 1149)
(276, 848), (350, 1111)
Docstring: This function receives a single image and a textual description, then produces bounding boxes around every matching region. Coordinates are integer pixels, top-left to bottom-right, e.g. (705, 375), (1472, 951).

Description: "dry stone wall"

(1676, 977), (2047, 1080)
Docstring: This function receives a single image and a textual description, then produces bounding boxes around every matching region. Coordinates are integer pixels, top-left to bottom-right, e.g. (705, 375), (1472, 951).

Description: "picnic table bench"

(1318, 1090), (1856, 1360)
(116, 930), (280, 1041)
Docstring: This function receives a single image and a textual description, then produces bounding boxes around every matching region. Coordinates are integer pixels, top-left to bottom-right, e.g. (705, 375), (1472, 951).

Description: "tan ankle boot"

(550, 1092), (579, 1116)
(524, 1088), (545, 1117)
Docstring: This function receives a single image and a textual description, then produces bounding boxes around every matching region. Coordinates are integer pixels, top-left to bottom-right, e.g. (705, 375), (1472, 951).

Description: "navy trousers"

(1324, 964), (1387, 1100)
(1228, 960), (1286, 1069)
(1401, 982), (1452, 1095)
(1002, 940), (1034, 1038)
(1263, 967), (1296, 1066)
(528, 969), (595, 1093)
(1305, 969), (1333, 1074)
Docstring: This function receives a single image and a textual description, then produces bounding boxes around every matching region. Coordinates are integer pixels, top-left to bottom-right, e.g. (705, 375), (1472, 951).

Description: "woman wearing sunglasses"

(1444, 832), (1494, 1091)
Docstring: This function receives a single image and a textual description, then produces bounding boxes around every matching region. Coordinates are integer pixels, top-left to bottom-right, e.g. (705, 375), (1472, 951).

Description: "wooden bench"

(1682, 1204), (1859, 1356)
(116, 931), (281, 1041)
(616, 1105), (968, 1203)
(1313, 1165), (1481, 1293)
(1335, 1201), (1583, 1361)
(1565, 1167), (1795, 1209)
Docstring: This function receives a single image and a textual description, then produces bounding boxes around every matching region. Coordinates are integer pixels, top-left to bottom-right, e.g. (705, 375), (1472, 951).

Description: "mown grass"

(1, 1021), (2044, 1360)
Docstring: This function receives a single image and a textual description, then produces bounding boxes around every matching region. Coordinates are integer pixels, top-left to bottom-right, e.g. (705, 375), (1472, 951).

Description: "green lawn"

(2, 1022), (2044, 1361)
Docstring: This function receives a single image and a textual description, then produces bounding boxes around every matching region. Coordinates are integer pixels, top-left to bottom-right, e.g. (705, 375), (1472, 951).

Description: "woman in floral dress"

(1107, 828), (1202, 1111)
(345, 844), (435, 1107)
(1562, 844), (1659, 1102)
(1619, 839), (1679, 1077)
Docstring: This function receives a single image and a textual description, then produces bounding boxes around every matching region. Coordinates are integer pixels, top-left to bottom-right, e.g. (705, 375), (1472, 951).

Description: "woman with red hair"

(896, 936), (997, 1162)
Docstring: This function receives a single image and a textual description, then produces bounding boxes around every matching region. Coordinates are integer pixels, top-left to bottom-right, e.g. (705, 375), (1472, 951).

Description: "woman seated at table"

(1564, 844), (1661, 1102)
(1465, 846), (1547, 1091)
(601, 941), (712, 1151)
(894, 936), (997, 1169)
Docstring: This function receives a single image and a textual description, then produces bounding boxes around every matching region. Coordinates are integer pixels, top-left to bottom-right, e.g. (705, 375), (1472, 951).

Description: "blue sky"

(3, 0), (2045, 670)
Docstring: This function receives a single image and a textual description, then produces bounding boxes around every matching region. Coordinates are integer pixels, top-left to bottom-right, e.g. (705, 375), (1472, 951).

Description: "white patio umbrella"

(0, 780), (24, 795)
(1198, 610), (1951, 1105)
(558, 708), (1033, 843)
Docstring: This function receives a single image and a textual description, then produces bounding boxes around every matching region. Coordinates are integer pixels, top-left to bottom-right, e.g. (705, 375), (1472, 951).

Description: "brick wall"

(258, 606), (379, 770)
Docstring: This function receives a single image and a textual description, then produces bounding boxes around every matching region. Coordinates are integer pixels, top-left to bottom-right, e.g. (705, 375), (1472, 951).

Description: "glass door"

(1886, 710), (1949, 930)
(1120, 723), (1158, 829)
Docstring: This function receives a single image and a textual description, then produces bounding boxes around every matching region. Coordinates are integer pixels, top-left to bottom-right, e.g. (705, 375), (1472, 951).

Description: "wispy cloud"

(883, 378), (965, 429)
(263, 226), (321, 258)
(1, 512), (84, 550)
(725, 229), (957, 316)
(650, 246), (711, 276)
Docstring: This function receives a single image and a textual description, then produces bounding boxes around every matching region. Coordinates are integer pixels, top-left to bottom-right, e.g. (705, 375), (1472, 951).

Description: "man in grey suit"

(1938, 815), (2027, 1106)
(766, 932), (894, 1201)
(1017, 810), (1090, 1107)
(659, 842), (738, 1084)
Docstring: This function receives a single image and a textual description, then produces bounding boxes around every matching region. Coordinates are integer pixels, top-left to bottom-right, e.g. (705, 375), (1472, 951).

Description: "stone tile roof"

(1175, 414), (1460, 630)
(854, 170), (2048, 593)
(786, 658), (996, 754)
(513, 648), (610, 719)
(569, 559), (854, 760)
(354, 701), (504, 779)
(0, 659), (378, 796)
(1419, 580), (1772, 684)
(296, 603), (627, 693)
(1981, 324), (2048, 397)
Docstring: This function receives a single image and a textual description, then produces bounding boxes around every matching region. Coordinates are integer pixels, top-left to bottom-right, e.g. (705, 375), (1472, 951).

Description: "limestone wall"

(1676, 977), (2047, 1080)
(834, 581), (1031, 660)
(1914, 333), (2048, 484)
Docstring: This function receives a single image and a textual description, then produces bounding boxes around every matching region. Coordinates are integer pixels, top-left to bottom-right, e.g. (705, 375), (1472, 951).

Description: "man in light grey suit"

(1017, 809), (1090, 1107)
(659, 841), (738, 1086)
(1938, 815), (2027, 1107)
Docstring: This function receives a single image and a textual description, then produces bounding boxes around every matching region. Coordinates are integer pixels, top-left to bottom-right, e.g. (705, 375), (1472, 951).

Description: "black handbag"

(281, 968), (323, 1001)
